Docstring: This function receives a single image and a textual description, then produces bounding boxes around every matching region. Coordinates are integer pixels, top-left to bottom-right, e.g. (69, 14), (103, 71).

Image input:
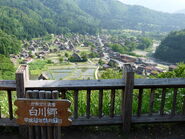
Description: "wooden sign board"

(14, 99), (72, 126)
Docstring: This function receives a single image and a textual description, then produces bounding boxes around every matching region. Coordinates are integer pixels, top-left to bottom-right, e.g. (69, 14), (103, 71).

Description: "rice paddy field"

(30, 62), (97, 80)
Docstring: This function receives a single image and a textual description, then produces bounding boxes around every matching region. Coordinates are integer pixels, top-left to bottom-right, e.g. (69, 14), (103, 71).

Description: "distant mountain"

(1, 0), (185, 39)
(176, 9), (185, 14)
(77, 0), (185, 32)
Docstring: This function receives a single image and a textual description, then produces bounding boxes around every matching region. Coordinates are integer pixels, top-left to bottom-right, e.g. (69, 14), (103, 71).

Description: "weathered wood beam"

(137, 89), (143, 117)
(122, 64), (134, 133)
(0, 80), (16, 90)
(160, 88), (166, 116)
(16, 65), (28, 138)
(0, 115), (185, 127)
(110, 89), (115, 118)
(26, 78), (185, 90)
(7, 90), (13, 120)
(2, 78), (185, 91)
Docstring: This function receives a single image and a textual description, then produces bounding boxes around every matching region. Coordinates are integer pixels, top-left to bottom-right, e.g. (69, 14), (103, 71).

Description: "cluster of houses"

(9, 33), (177, 76)
(103, 46), (166, 75)
(90, 34), (175, 76)
(9, 34), (105, 64)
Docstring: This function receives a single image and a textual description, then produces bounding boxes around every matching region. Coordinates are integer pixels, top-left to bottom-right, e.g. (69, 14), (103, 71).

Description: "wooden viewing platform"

(0, 64), (185, 138)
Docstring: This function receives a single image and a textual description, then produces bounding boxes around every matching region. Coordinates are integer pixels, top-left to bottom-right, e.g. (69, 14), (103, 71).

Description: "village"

(10, 33), (176, 80)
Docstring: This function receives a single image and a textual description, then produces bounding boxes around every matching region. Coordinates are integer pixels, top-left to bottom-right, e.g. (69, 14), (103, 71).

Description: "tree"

(47, 59), (53, 64)
(0, 30), (21, 56)
(100, 69), (122, 79)
(65, 52), (69, 58)
(98, 59), (104, 66)
(0, 55), (15, 80)
(137, 37), (152, 50)
(153, 63), (185, 78)
(108, 43), (125, 54)
(89, 52), (99, 58)
(80, 52), (88, 62)
(59, 57), (64, 63)
(154, 30), (185, 63)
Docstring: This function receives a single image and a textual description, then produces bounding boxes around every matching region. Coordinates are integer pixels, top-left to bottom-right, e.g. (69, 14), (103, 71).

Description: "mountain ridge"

(77, 0), (185, 31)
(176, 9), (185, 14)
(1, 0), (185, 39)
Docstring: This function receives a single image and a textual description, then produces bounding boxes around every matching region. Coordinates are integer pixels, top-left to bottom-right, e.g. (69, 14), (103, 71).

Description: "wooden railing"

(0, 64), (185, 132)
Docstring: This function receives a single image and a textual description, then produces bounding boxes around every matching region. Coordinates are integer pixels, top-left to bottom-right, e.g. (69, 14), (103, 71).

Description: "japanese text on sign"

(15, 99), (72, 126)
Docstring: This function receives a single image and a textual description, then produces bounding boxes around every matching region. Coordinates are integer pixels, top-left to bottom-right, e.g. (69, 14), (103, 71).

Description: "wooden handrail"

(1, 78), (185, 91)
(0, 80), (16, 90)
(26, 78), (185, 89)
(0, 64), (185, 133)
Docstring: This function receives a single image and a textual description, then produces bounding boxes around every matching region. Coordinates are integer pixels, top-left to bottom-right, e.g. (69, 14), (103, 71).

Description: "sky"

(119, 0), (185, 13)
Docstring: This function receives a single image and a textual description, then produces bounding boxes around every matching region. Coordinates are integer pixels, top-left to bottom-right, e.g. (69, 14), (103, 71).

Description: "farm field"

(29, 56), (98, 80)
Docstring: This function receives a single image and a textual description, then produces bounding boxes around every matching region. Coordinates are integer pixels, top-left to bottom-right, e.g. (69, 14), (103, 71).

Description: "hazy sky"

(119, 0), (185, 13)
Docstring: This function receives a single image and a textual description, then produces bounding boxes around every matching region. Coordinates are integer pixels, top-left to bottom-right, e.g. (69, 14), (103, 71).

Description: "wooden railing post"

(16, 65), (29, 137)
(16, 65), (29, 98)
(122, 64), (134, 133)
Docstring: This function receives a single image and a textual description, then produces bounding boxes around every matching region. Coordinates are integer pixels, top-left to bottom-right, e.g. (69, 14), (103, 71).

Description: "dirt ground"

(0, 123), (185, 139)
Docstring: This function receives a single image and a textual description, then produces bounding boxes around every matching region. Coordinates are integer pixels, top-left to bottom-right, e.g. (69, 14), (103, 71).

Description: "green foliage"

(81, 54), (88, 62)
(125, 40), (137, 51)
(83, 41), (94, 47)
(98, 66), (185, 115)
(155, 30), (185, 63)
(108, 43), (126, 54)
(137, 37), (153, 50)
(68, 56), (78, 62)
(150, 63), (185, 114)
(0, 55), (15, 80)
(0, 0), (99, 39)
(0, 4), (49, 39)
(0, 55), (16, 117)
(65, 52), (69, 58)
(98, 59), (104, 66)
(100, 69), (122, 79)
(1, 0), (185, 40)
(77, 0), (185, 32)
(107, 42), (139, 54)
(69, 52), (88, 62)
(153, 63), (185, 78)
(47, 59), (53, 64)
(0, 30), (21, 56)
(29, 60), (47, 70)
(42, 34), (53, 41)
(88, 52), (99, 58)
(59, 57), (64, 63)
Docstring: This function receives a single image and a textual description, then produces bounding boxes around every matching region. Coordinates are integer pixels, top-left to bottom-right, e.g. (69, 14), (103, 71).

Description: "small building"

(102, 64), (111, 69)
(136, 66), (145, 75)
(169, 65), (177, 71)
(68, 41), (75, 50)
(38, 73), (49, 80)
(120, 54), (137, 63)
(71, 53), (83, 61)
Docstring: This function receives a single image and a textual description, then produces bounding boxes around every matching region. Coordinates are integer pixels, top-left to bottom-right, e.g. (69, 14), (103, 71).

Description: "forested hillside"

(0, 54), (15, 79)
(77, 0), (185, 32)
(1, 0), (185, 40)
(0, 30), (21, 56)
(0, 29), (19, 80)
(154, 30), (185, 63)
(0, 0), (99, 39)
(0, 0), (55, 39)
